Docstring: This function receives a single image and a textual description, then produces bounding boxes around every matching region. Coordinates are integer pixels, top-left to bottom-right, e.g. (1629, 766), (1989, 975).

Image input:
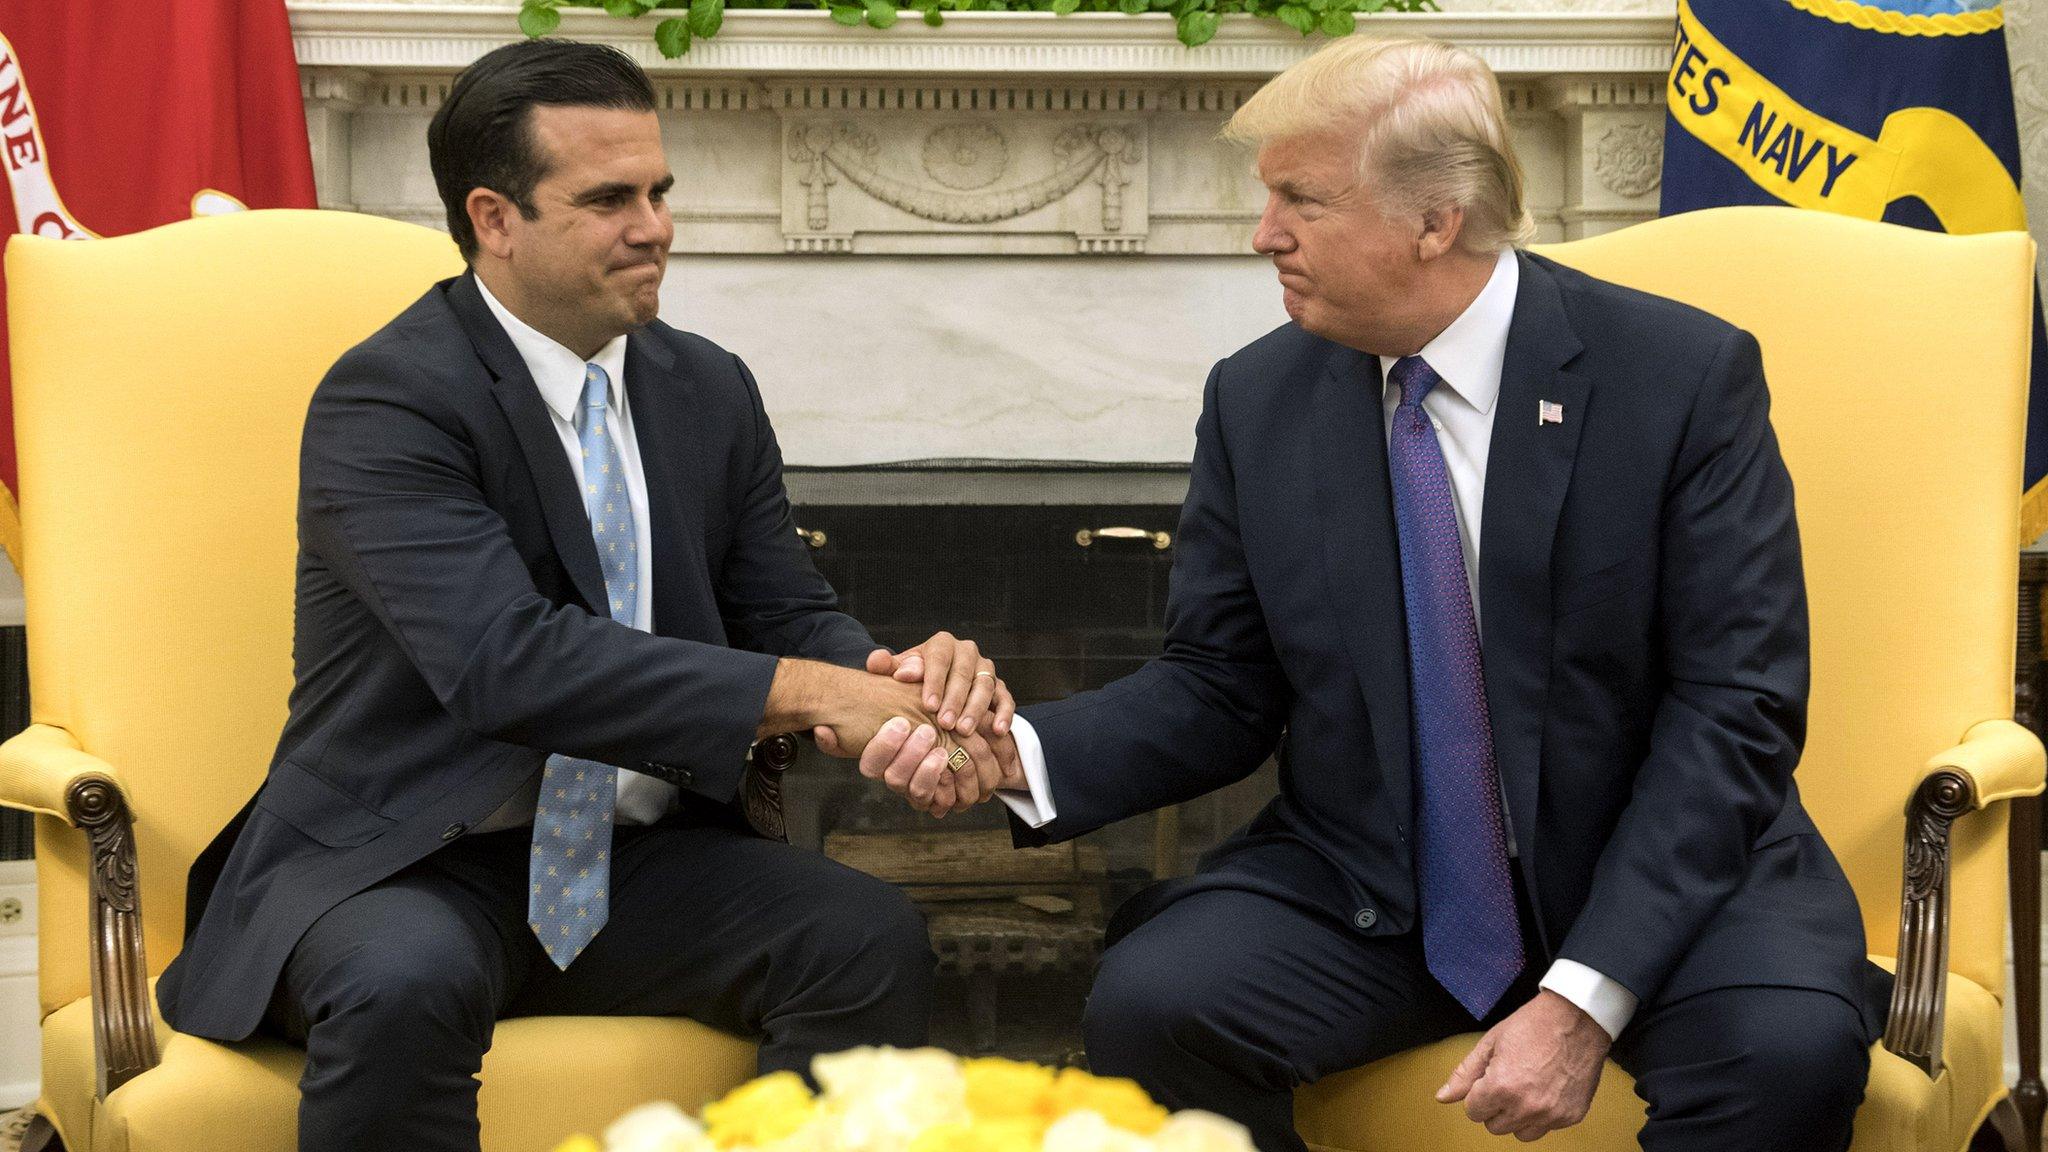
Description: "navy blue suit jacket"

(159, 273), (876, 1041)
(1017, 252), (1882, 1033)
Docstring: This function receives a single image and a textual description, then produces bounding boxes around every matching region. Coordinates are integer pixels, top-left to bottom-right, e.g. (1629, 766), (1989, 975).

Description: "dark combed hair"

(427, 39), (657, 261)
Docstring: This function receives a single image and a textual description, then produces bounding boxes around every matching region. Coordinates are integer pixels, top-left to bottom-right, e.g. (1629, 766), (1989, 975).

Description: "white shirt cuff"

(1538, 959), (1638, 1041)
(994, 715), (1056, 829)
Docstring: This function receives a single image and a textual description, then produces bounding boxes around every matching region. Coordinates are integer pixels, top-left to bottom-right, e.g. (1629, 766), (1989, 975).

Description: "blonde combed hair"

(1224, 37), (1535, 253)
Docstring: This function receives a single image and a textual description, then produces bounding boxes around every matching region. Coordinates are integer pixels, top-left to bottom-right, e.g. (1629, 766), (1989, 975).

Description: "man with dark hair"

(155, 38), (1027, 1152)
(426, 37), (647, 264)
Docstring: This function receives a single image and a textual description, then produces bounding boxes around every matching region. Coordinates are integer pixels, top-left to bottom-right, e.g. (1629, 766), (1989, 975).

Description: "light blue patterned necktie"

(1386, 354), (1525, 1019)
(528, 362), (636, 969)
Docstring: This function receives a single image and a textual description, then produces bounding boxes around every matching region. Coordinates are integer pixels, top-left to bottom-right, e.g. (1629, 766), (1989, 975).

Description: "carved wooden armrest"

(741, 733), (800, 842)
(0, 724), (160, 1098)
(1886, 719), (2046, 1077)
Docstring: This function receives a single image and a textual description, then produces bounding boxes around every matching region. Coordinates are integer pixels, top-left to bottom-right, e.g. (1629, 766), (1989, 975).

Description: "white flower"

(603, 1101), (714, 1152)
(1043, 1111), (1157, 1152)
(1150, 1112), (1255, 1152)
(813, 1047), (972, 1152)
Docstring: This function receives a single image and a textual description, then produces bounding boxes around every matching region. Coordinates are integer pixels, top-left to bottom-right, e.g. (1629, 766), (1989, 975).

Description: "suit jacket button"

(675, 766), (693, 787)
(1353, 908), (1377, 930)
(441, 822), (467, 841)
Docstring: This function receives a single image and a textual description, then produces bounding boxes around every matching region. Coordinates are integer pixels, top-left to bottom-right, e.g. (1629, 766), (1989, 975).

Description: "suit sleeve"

(299, 348), (778, 803)
(1556, 328), (1809, 1002)
(1013, 361), (1291, 845)
(712, 354), (878, 669)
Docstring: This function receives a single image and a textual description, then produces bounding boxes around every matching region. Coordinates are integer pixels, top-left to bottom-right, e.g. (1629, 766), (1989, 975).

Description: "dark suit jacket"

(1017, 252), (1882, 1035)
(158, 272), (877, 1042)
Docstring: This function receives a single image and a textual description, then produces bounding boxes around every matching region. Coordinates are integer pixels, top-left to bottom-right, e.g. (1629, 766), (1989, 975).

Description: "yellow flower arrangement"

(551, 1048), (1252, 1152)
(703, 1071), (820, 1147)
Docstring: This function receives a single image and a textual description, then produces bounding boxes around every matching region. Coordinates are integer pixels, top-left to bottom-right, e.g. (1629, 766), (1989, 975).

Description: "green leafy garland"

(519, 0), (1433, 54)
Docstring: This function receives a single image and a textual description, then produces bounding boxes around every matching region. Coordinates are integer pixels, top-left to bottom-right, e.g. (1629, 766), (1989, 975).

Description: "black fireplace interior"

(785, 465), (1280, 1063)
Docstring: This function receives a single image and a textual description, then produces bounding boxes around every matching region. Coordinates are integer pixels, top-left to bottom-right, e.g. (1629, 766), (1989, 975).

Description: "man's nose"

(1252, 200), (1293, 255)
(625, 196), (672, 246)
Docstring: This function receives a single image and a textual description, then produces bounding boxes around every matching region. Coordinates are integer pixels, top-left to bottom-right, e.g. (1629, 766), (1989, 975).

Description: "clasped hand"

(811, 631), (1025, 818)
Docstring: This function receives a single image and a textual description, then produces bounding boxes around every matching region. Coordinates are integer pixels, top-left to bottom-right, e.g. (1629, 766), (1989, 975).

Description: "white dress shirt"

(472, 277), (677, 829)
(1003, 249), (1637, 1040)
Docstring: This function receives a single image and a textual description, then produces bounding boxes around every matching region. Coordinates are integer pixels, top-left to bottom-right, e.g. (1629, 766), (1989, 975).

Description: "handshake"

(758, 631), (1023, 819)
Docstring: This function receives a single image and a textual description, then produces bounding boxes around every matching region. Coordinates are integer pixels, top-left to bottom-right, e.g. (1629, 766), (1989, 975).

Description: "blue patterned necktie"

(1385, 355), (1525, 1019)
(528, 362), (636, 969)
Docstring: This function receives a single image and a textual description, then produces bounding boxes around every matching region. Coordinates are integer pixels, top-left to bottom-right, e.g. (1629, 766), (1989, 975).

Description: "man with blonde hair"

(865, 34), (1884, 1151)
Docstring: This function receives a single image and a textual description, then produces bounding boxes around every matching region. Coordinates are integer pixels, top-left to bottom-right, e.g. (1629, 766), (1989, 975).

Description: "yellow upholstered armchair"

(1295, 207), (2048, 1151)
(0, 210), (765, 1152)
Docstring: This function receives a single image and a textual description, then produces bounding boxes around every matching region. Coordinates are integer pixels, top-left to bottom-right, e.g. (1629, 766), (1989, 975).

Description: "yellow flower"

(907, 1118), (1046, 1152)
(702, 1071), (818, 1149)
(585, 1048), (1248, 1152)
(1048, 1069), (1168, 1135)
(963, 1058), (1057, 1124)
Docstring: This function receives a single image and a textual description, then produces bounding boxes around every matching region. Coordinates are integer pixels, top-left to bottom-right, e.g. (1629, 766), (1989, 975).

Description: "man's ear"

(467, 187), (520, 261)
(1416, 205), (1467, 262)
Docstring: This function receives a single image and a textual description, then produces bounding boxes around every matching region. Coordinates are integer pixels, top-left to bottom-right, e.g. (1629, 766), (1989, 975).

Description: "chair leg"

(1975, 1097), (2030, 1152)
(2011, 795), (2046, 1151)
(2014, 555), (2048, 1152)
(19, 1114), (64, 1152)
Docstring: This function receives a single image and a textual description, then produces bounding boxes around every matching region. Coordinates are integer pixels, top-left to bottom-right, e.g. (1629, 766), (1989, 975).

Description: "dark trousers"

(263, 820), (936, 1152)
(1082, 888), (1870, 1152)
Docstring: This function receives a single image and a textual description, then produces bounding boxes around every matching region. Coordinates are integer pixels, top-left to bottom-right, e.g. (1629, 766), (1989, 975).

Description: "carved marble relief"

(1593, 121), (1663, 198)
(1536, 76), (1666, 237)
(298, 14), (1684, 255)
(782, 111), (1150, 253)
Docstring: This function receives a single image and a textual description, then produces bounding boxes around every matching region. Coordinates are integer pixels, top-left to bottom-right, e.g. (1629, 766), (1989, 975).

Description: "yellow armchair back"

(1537, 208), (2031, 995)
(10, 209), (466, 1016)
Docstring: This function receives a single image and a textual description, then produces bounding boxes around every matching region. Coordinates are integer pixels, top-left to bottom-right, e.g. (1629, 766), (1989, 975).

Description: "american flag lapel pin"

(1538, 400), (1564, 426)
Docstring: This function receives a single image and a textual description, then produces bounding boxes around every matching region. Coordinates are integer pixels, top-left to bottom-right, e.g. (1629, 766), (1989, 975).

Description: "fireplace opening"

(784, 464), (1281, 1063)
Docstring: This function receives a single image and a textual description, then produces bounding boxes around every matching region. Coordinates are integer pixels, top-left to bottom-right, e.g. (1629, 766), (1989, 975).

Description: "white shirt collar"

(1378, 247), (1519, 415)
(473, 275), (628, 422)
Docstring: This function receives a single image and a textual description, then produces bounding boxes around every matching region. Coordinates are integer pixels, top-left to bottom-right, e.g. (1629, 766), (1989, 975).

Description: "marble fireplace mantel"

(288, 0), (1674, 464)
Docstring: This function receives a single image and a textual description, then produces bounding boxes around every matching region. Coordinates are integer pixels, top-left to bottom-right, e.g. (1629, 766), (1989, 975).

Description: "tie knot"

(577, 364), (609, 434)
(1390, 355), (1439, 409)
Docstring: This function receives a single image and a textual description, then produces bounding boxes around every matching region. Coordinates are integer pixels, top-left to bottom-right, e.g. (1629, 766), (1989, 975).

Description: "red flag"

(0, 1), (317, 568)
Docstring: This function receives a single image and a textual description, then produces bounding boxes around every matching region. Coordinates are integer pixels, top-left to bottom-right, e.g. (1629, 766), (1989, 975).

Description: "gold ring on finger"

(946, 746), (971, 773)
